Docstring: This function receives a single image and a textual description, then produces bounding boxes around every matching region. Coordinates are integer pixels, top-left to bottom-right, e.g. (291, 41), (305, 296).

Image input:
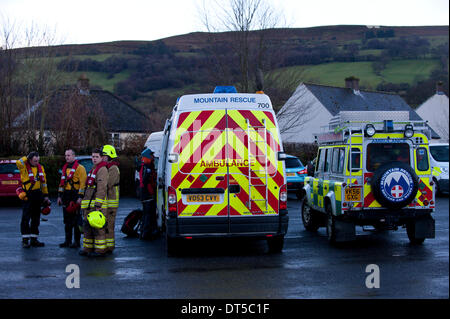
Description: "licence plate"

(287, 173), (295, 176)
(186, 194), (220, 203)
(1, 180), (18, 185)
(345, 187), (361, 201)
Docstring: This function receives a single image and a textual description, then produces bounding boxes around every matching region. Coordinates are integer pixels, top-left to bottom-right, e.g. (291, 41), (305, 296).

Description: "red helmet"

(66, 201), (80, 214)
(41, 206), (51, 215)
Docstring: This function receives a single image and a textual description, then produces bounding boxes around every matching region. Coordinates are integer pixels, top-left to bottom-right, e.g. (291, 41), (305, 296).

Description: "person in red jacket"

(139, 148), (158, 240)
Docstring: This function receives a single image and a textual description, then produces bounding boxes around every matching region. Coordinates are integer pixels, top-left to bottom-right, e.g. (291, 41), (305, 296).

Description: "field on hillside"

(268, 59), (440, 90)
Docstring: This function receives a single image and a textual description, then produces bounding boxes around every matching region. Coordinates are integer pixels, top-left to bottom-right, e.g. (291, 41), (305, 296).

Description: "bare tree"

(199, 0), (286, 92)
(0, 17), (63, 155)
(276, 83), (320, 135)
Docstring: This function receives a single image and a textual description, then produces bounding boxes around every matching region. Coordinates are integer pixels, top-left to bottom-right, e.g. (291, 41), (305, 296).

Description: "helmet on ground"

(66, 201), (80, 214)
(87, 211), (106, 229)
(102, 145), (117, 159)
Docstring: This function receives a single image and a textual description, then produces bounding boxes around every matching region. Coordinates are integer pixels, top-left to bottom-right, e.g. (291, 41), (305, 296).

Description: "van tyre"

(166, 234), (179, 256)
(406, 222), (426, 245)
(267, 235), (284, 253)
(301, 200), (320, 232)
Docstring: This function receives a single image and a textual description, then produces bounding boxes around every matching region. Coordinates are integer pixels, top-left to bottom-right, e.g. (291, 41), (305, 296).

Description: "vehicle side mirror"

(277, 152), (288, 161)
(168, 153), (178, 163)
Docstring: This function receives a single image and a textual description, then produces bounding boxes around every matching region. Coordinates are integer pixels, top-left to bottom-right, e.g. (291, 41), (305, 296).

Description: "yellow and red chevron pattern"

(170, 109), (284, 217)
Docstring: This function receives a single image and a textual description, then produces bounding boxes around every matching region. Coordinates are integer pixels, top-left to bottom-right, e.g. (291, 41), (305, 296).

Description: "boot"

(30, 237), (45, 247)
(69, 242), (80, 248)
(22, 238), (31, 249)
(60, 226), (72, 247)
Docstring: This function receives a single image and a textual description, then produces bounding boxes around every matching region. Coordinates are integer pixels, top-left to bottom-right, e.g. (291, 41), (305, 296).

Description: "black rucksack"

(121, 209), (143, 237)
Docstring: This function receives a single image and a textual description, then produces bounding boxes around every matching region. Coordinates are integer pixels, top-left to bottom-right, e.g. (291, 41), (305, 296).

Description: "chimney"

(345, 76), (360, 92)
(77, 74), (90, 95)
(436, 81), (444, 95)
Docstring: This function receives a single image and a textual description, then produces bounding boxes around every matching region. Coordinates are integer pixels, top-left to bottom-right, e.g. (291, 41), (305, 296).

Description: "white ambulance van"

(156, 86), (288, 254)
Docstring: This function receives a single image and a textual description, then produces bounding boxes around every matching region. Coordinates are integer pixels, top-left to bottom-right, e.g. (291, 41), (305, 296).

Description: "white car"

(430, 143), (449, 194)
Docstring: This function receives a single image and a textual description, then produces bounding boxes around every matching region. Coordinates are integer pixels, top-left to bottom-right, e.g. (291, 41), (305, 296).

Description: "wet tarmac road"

(0, 194), (448, 299)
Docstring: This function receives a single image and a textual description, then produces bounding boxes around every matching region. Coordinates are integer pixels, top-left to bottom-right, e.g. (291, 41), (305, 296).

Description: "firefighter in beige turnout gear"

(102, 145), (120, 254)
(79, 149), (109, 257)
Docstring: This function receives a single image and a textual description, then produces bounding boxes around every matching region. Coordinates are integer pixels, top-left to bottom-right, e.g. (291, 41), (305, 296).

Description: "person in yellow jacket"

(16, 151), (50, 248)
(57, 149), (87, 248)
(79, 148), (109, 257)
(102, 145), (120, 254)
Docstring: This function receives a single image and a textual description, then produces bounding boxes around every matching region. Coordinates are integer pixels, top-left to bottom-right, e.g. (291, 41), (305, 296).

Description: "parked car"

(429, 143), (449, 195)
(58, 155), (93, 175)
(285, 155), (307, 199)
(0, 160), (21, 198)
(76, 155), (93, 173)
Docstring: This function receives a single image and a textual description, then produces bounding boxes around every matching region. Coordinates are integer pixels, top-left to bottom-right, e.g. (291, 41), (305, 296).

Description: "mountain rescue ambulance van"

(156, 86), (289, 253)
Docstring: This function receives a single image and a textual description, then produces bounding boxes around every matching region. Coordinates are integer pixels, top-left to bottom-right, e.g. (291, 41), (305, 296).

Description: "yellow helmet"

(102, 145), (117, 159)
(87, 211), (106, 229)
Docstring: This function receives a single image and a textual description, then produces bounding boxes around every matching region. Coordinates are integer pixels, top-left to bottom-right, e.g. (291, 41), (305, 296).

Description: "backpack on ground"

(121, 209), (143, 237)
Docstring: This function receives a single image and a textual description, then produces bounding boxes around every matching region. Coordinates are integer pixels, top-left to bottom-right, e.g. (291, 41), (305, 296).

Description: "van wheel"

(267, 235), (284, 253)
(326, 204), (337, 244)
(166, 234), (179, 256)
(301, 200), (320, 232)
(406, 222), (426, 245)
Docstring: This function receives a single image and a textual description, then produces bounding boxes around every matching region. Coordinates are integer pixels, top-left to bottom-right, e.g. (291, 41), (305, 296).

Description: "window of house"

(109, 133), (121, 149)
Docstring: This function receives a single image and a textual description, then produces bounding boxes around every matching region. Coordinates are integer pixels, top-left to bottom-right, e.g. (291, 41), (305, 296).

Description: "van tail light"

(297, 168), (307, 175)
(168, 186), (177, 214)
(279, 184), (287, 210)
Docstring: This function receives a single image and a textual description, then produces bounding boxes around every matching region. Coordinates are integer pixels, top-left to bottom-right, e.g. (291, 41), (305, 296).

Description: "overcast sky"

(1, 0), (448, 46)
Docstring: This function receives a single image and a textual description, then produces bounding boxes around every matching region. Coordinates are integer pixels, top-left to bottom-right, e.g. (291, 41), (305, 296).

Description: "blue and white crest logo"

(380, 168), (414, 202)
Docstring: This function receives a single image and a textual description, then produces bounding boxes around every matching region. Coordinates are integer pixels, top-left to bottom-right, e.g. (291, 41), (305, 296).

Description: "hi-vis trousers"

(105, 208), (117, 252)
(82, 208), (107, 254)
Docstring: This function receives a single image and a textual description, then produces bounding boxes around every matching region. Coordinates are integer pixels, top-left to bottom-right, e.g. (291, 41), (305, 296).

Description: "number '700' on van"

(156, 86), (289, 254)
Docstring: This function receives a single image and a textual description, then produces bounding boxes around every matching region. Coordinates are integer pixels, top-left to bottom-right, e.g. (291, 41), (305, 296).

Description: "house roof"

(14, 88), (150, 133)
(302, 83), (440, 139)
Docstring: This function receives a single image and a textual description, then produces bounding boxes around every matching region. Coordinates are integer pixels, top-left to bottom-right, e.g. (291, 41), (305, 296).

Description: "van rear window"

(366, 143), (410, 172)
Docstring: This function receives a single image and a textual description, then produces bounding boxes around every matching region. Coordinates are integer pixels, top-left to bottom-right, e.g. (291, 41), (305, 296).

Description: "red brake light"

(279, 184), (287, 210)
(168, 186), (177, 214)
(297, 168), (307, 175)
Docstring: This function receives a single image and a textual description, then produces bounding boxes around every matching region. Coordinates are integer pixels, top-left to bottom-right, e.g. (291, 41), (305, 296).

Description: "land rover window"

(366, 143), (410, 172)
(347, 147), (361, 172)
(325, 148), (333, 172)
(317, 149), (325, 173)
(416, 147), (429, 171)
(331, 148), (344, 173)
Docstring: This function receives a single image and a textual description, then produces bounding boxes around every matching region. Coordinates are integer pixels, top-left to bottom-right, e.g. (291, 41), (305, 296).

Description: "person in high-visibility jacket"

(57, 149), (87, 248)
(16, 152), (50, 248)
(79, 149), (108, 257)
(102, 145), (120, 254)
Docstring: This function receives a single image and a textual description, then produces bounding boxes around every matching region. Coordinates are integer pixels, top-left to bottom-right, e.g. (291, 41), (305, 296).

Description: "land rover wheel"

(302, 200), (320, 232)
(371, 161), (419, 210)
(326, 204), (337, 244)
(267, 235), (284, 253)
(406, 222), (426, 245)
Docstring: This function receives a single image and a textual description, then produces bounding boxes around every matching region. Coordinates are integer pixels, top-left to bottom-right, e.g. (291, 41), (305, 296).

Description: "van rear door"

(170, 110), (230, 234)
(227, 109), (284, 233)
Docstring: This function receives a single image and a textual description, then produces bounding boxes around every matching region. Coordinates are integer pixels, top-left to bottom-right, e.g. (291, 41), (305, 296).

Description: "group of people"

(17, 145), (122, 257)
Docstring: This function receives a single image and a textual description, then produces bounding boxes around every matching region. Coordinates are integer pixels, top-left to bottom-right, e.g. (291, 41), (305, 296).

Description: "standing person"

(16, 152), (50, 248)
(79, 149), (109, 257)
(101, 145), (120, 254)
(57, 149), (87, 248)
(139, 148), (158, 240)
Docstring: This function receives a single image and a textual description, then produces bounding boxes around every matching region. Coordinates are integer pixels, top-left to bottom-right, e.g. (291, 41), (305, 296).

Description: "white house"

(415, 82), (449, 143)
(277, 77), (439, 143)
